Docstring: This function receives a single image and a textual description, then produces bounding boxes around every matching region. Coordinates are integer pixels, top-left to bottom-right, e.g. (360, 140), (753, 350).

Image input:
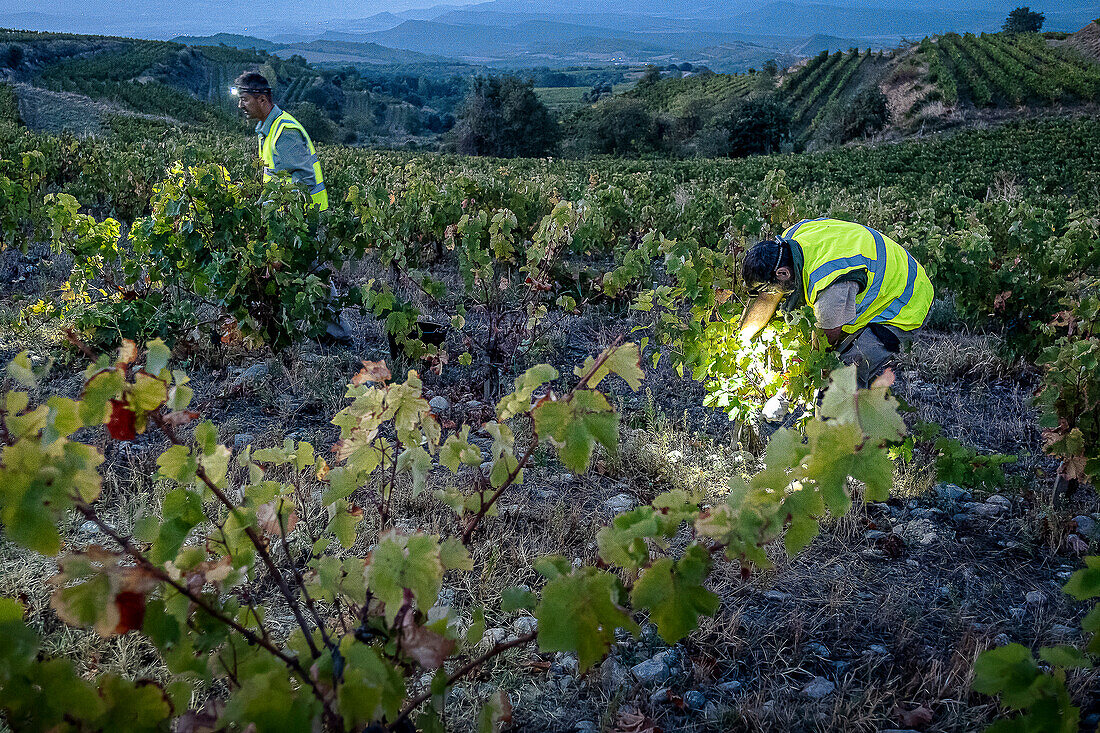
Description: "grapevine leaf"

(144, 339), (171, 379)
(157, 444), (198, 485)
(220, 659), (317, 733)
(533, 555), (572, 581)
(500, 586), (537, 613)
(1062, 558), (1100, 600)
(476, 690), (513, 733)
(533, 390), (618, 473)
(784, 514), (821, 555)
(7, 352), (36, 387)
(630, 544), (719, 644)
(574, 343), (644, 391)
(365, 531), (444, 624)
(327, 502), (363, 549)
(440, 537), (474, 572)
(972, 643), (1044, 708)
(535, 567), (639, 671)
(43, 396), (82, 445)
(130, 373), (168, 412)
(80, 369), (125, 425)
(466, 605), (486, 647)
(338, 639), (405, 726)
(94, 675), (173, 733)
(396, 444), (432, 497)
(321, 466), (359, 506)
(596, 507), (661, 569)
(1038, 645), (1092, 669)
(106, 399), (137, 441)
(496, 363), (559, 421)
(149, 488), (204, 563)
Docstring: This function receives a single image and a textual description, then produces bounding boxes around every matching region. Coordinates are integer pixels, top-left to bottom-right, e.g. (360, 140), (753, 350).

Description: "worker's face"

(237, 92), (270, 121)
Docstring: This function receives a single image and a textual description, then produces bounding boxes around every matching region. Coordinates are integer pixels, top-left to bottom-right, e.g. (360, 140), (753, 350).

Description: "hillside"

(564, 27), (1100, 155)
(1062, 20), (1100, 61)
(0, 29), (466, 146)
(175, 33), (451, 67)
(892, 31), (1100, 124)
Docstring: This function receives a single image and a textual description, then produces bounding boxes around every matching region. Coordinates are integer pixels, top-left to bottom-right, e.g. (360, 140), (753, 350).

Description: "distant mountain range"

(4, 0), (1099, 71)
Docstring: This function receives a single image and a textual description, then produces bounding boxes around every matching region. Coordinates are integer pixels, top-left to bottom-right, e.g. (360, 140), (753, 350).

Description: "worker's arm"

(272, 129), (319, 191)
(737, 291), (784, 342)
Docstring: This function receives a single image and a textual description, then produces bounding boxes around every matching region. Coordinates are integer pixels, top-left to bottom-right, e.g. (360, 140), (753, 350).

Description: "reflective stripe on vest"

(258, 111), (328, 211)
(783, 218), (934, 333)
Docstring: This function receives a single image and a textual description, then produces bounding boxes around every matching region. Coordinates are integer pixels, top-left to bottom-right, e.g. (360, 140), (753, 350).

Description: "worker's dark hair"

(742, 238), (793, 293)
(234, 71), (272, 98)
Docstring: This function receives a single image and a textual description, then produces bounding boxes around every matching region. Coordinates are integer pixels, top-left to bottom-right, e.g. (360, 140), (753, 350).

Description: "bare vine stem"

(69, 502), (331, 711)
(150, 411), (323, 660)
(460, 335), (623, 543)
(387, 630), (538, 730)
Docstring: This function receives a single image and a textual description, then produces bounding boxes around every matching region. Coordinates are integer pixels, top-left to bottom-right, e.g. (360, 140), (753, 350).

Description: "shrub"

(453, 76), (558, 158)
(1003, 6), (1045, 34)
(817, 87), (890, 144)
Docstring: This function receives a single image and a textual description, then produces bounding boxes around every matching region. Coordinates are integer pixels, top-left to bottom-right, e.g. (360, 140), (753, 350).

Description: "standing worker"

(233, 71), (328, 211)
(233, 71), (350, 343)
(738, 218), (934, 394)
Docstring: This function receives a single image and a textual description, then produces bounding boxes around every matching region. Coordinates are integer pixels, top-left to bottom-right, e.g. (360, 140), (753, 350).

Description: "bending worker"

(233, 71), (328, 211)
(738, 218), (934, 391)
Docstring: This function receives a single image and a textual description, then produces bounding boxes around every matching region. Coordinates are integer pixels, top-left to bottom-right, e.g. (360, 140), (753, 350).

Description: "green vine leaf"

(535, 567), (639, 671)
(631, 544), (719, 644)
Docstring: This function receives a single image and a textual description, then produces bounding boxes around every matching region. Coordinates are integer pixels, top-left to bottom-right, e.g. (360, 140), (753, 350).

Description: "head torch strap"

(237, 86), (271, 95)
(771, 236), (786, 276)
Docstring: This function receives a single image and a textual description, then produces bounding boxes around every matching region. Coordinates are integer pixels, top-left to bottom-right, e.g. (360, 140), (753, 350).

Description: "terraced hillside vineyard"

(918, 32), (1100, 108)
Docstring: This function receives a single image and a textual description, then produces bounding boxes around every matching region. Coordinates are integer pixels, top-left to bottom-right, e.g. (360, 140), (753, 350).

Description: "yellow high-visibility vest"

(782, 218), (934, 333)
(258, 110), (328, 211)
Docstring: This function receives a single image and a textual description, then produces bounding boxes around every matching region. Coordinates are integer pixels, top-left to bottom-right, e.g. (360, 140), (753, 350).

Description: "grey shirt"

(256, 105), (320, 192)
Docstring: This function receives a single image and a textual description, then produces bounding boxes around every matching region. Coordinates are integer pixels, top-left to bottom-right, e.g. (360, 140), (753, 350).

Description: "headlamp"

(231, 86), (271, 97)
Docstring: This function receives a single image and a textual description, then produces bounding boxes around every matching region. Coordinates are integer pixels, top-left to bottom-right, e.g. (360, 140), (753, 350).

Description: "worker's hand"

(761, 388), (790, 422)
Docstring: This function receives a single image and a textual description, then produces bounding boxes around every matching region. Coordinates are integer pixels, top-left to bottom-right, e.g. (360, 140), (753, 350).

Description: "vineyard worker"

(738, 218), (934, 395)
(234, 72), (350, 343)
(233, 71), (328, 211)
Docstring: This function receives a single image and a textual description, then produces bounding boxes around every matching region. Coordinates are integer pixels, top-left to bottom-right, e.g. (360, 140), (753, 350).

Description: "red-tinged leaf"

(871, 368), (896, 389)
(107, 399), (136, 441)
(176, 700), (224, 733)
(257, 501), (297, 537)
(993, 290), (1012, 312)
(1058, 456), (1087, 481)
(199, 556), (234, 585)
(353, 360), (392, 385)
(114, 590), (147, 634)
(894, 704), (934, 729)
(162, 410), (199, 427)
(400, 615), (456, 669)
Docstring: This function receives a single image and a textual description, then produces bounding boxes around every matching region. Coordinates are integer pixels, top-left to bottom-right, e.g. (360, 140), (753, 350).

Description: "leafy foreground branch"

(1, 341), (1096, 731)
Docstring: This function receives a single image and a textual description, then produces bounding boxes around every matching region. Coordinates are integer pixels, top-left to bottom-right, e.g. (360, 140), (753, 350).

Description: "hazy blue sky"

(1, 0), (1096, 41)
